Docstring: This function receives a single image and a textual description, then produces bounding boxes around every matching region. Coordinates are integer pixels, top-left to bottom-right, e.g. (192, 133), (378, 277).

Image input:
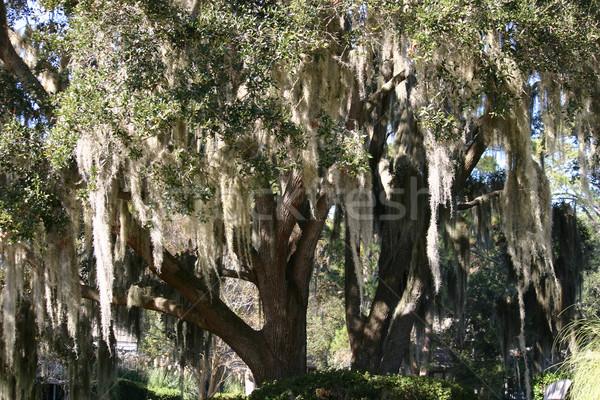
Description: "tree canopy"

(0, 0), (599, 399)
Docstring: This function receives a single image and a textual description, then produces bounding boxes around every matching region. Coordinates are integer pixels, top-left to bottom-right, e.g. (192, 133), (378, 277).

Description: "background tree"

(338, 4), (599, 397)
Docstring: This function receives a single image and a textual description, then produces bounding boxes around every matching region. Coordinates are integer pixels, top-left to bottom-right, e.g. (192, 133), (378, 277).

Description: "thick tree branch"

(457, 190), (502, 210)
(80, 284), (209, 326)
(364, 69), (408, 115)
(289, 193), (332, 289)
(0, 2), (49, 107)
(275, 170), (306, 255)
(121, 209), (268, 362)
(346, 69), (409, 132)
(7, 28), (64, 93)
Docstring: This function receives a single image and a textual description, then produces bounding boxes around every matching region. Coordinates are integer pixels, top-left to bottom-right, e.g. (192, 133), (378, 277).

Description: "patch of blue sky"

(12, 0), (67, 32)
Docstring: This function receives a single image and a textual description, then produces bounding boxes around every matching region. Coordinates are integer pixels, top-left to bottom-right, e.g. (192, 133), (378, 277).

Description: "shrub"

(148, 387), (186, 400)
(245, 369), (477, 400)
(114, 378), (150, 400)
(210, 394), (247, 399)
(113, 367), (198, 400)
(532, 370), (572, 400)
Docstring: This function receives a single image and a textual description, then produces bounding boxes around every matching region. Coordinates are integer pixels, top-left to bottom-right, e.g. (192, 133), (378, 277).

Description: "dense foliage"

(532, 370), (571, 400)
(241, 370), (477, 400)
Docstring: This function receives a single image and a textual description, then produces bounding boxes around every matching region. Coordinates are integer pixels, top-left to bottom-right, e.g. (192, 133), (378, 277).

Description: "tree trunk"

(251, 265), (309, 383)
(345, 70), (432, 374)
(241, 183), (329, 384)
(379, 246), (428, 374)
(345, 207), (428, 373)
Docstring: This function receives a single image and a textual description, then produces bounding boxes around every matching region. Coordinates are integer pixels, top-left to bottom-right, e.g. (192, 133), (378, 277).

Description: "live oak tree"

(0, 0), (379, 393)
(0, 0), (599, 399)
(331, 1), (600, 393)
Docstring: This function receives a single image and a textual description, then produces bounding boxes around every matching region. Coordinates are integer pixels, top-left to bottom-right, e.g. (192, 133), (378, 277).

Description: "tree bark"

(379, 236), (428, 374)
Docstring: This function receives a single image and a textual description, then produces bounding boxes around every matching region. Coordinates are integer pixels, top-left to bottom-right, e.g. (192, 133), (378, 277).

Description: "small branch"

(470, 248), (504, 267)
(219, 268), (256, 283)
(576, 204), (600, 232)
(457, 190), (502, 210)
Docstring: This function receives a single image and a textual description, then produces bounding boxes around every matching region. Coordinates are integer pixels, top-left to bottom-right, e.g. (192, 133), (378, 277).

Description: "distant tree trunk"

(343, 65), (430, 373)
(344, 62), (488, 374)
(345, 204), (429, 373)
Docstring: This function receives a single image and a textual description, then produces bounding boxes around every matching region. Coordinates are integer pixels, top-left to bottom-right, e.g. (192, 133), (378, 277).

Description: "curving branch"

(80, 284), (209, 327)
(0, 2), (49, 107)
(457, 190), (502, 210)
(122, 209), (266, 355)
(453, 123), (490, 195)
(364, 69), (408, 115)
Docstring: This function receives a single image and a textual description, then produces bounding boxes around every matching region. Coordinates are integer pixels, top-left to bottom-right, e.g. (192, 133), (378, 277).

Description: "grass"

(115, 366), (199, 400)
(561, 317), (600, 400)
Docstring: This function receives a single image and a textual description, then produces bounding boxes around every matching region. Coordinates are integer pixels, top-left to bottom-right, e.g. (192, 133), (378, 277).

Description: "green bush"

(148, 387), (185, 400)
(114, 378), (150, 400)
(243, 370), (477, 400)
(532, 370), (572, 400)
(210, 394), (247, 399)
(114, 371), (197, 400)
